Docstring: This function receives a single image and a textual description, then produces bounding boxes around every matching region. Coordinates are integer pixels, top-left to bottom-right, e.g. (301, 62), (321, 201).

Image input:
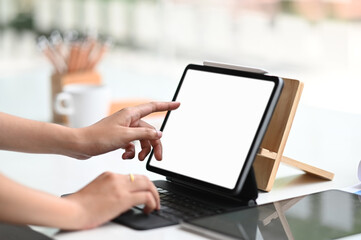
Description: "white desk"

(1, 104), (360, 239)
(1, 55), (361, 239)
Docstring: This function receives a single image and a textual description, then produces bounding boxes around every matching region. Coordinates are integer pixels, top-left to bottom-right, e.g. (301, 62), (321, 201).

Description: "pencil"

(38, 30), (108, 74)
(38, 36), (66, 74)
(86, 39), (111, 70)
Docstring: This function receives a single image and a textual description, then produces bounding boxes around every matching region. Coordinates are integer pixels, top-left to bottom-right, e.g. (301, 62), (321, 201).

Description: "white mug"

(55, 84), (111, 128)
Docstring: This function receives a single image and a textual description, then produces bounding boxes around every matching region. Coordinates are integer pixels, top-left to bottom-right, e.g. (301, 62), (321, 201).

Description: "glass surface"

(149, 68), (275, 189)
(188, 190), (361, 240)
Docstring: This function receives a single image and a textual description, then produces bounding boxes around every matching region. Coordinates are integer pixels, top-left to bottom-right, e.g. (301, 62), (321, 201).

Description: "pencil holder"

(51, 71), (102, 123)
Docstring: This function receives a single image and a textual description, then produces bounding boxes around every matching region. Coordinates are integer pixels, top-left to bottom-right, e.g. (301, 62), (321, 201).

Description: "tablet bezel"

(146, 63), (283, 196)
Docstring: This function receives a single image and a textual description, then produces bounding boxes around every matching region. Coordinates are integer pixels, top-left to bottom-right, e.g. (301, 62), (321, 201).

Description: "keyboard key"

(153, 187), (224, 221)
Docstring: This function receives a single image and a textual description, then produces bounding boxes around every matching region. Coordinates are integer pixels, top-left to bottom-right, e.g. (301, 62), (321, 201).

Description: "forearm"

(0, 173), (83, 229)
(0, 101), (180, 159)
(0, 112), (87, 159)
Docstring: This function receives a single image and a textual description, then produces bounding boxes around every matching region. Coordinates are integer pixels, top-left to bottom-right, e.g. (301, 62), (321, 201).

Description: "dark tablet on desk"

(0, 223), (52, 240)
(114, 63), (283, 230)
(147, 64), (283, 196)
(181, 190), (361, 240)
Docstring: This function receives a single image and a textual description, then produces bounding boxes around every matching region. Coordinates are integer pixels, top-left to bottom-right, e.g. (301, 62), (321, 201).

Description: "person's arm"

(0, 171), (160, 230)
(0, 101), (179, 229)
(0, 101), (180, 160)
(0, 112), (79, 156)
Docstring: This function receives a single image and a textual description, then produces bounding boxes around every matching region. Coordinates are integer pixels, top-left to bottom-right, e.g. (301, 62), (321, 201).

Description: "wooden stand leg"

(253, 78), (334, 192)
(281, 156), (334, 180)
(254, 148), (334, 192)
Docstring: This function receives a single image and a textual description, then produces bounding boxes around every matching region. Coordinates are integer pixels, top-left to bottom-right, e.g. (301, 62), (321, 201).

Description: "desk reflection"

(186, 190), (361, 240)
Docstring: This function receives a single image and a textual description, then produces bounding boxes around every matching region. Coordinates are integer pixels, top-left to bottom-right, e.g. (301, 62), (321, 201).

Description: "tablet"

(146, 64), (283, 196)
(0, 223), (52, 240)
(181, 190), (361, 240)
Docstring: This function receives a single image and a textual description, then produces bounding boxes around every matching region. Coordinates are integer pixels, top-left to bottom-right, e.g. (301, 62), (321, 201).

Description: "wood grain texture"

(253, 78), (333, 192)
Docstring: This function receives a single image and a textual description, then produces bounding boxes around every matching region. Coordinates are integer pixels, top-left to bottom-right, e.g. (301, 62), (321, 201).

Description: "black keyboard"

(114, 182), (250, 230)
(150, 187), (225, 222)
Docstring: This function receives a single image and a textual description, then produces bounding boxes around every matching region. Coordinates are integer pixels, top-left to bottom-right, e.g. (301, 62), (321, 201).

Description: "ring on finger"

(129, 173), (135, 182)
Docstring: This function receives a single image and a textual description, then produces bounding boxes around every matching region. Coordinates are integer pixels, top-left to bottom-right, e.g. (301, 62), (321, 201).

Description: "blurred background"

(1, 0), (361, 213)
(1, 0), (361, 121)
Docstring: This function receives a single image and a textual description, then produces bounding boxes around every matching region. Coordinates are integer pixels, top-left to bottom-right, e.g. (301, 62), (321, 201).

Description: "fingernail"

(156, 130), (162, 138)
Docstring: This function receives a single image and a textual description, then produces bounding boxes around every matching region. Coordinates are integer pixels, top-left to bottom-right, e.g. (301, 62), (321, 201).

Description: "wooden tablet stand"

(253, 77), (334, 191)
(203, 61), (334, 192)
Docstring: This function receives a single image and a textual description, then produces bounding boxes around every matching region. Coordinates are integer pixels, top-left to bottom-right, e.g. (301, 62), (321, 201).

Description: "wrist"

(0, 174), (89, 230)
(55, 127), (91, 160)
(62, 194), (102, 230)
(71, 128), (92, 160)
(39, 196), (91, 230)
(51, 197), (85, 230)
(59, 197), (91, 230)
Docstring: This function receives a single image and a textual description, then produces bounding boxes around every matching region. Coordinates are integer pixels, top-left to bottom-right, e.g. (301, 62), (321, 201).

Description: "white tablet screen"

(149, 69), (275, 189)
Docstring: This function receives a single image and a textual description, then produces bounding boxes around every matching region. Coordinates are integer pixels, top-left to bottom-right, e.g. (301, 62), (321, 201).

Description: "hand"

(74, 101), (180, 160)
(64, 172), (160, 230)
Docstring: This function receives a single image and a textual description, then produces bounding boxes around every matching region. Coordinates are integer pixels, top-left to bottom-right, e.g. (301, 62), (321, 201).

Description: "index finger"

(130, 102), (180, 122)
(128, 175), (160, 209)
